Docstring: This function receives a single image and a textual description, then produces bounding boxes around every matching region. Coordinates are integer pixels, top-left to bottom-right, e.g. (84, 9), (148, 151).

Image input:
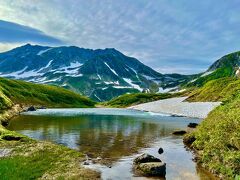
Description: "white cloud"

(0, 0), (240, 74)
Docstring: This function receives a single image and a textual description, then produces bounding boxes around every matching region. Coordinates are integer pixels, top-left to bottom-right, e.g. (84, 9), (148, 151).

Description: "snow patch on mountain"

(201, 71), (214, 77)
(123, 78), (143, 91)
(0, 66), (44, 78)
(104, 62), (118, 76)
(37, 60), (54, 72)
(37, 48), (53, 56)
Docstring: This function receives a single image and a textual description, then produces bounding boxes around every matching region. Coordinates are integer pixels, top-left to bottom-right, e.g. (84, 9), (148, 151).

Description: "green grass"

(184, 77), (240, 179)
(103, 93), (175, 108)
(0, 77), (96, 108)
(0, 125), (100, 179)
(187, 77), (240, 102)
(186, 66), (234, 88)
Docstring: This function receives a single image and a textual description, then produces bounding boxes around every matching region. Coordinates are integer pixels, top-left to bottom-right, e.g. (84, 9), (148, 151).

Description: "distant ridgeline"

(0, 44), (193, 101)
(185, 51), (240, 87)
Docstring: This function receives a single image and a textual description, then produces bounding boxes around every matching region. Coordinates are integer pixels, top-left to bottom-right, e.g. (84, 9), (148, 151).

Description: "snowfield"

(129, 97), (221, 118)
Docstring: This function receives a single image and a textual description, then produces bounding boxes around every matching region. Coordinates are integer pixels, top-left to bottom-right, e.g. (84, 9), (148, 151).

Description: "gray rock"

(133, 153), (166, 177)
(134, 153), (161, 165)
(187, 123), (198, 128)
(172, 130), (187, 135)
(137, 162), (166, 177)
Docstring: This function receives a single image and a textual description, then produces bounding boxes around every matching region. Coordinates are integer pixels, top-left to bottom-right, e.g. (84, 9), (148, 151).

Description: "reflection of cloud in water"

(7, 108), (209, 179)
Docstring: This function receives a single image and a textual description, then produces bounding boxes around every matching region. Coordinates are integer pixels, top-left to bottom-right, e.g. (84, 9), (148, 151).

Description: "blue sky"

(0, 0), (240, 74)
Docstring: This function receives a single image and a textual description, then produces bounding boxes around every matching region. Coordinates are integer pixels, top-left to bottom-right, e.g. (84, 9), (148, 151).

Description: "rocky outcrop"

(187, 123), (198, 128)
(133, 153), (166, 177)
(172, 130), (187, 135)
(27, 106), (37, 111)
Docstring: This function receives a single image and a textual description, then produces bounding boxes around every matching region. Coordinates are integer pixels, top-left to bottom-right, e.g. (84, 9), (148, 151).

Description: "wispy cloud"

(0, 0), (240, 74)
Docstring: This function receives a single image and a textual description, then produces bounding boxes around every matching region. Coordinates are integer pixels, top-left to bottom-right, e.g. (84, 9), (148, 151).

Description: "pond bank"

(0, 106), (101, 179)
(128, 97), (221, 118)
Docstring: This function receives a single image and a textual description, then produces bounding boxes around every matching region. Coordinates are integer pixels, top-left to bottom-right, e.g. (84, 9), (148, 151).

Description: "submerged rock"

(158, 148), (164, 154)
(172, 130), (187, 135)
(133, 153), (166, 177)
(27, 106), (37, 111)
(187, 123), (198, 128)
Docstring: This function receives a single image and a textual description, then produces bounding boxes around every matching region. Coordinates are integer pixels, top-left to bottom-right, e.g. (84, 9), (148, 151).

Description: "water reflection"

(7, 108), (216, 179)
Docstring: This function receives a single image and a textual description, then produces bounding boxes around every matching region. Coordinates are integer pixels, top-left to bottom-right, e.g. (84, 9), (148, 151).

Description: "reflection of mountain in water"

(8, 113), (186, 165)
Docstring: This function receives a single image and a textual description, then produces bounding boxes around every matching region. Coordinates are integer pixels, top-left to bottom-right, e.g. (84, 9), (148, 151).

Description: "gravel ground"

(129, 97), (221, 118)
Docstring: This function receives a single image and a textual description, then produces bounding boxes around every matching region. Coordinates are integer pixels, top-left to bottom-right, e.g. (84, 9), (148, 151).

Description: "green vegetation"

(186, 66), (233, 88)
(186, 51), (240, 88)
(185, 77), (240, 179)
(0, 125), (100, 179)
(0, 77), (95, 108)
(103, 93), (175, 108)
(187, 77), (240, 102)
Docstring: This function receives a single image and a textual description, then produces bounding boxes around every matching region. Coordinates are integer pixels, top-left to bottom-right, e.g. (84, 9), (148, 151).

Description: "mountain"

(186, 51), (240, 87)
(0, 44), (191, 101)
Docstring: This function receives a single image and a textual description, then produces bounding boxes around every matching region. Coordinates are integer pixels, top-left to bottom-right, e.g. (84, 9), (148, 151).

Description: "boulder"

(187, 123), (198, 128)
(172, 130), (187, 135)
(158, 148), (164, 154)
(133, 153), (166, 177)
(27, 106), (37, 111)
(137, 162), (166, 177)
(134, 153), (161, 165)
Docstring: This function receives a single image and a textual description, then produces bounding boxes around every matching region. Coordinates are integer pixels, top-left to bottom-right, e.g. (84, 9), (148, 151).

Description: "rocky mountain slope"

(186, 51), (240, 87)
(0, 44), (191, 101)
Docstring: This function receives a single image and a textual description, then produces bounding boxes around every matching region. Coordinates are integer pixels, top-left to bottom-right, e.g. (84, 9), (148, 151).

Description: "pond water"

(8, 108), (216, 179)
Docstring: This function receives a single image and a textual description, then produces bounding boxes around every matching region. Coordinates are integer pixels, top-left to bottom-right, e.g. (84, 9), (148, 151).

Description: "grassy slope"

(0, 77), (99, 179)
(0, 77), (95, 109)
(103, 93), (175, 108)
(187, 77), (240, 102)
(185, 51), (239, 88)
(185, 77), (240, 179)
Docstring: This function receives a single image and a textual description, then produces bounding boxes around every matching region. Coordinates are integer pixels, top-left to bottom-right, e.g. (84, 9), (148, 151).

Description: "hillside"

(187, 90), (240, 179)
(103, 93), (174, 108)
(185, 51), (240, 88)
(184, 77), (240, 179)
(0, 77), (95, 110)
(187, 77), (240, 102)
(0, 44), (192, 101)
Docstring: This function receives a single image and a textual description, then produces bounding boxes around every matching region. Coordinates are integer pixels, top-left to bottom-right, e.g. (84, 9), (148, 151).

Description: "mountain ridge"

(0, 44), (191, 101)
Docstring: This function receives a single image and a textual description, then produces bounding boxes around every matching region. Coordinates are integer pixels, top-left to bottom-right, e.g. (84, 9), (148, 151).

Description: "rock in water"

(158, 148), (164, 154)
(133, 153), (166, 177)
(172, 130), (187, 135)
(137, 162), (166, 177)
(134, 153), (161, 164)
(27, 106), (36, 111)
(187, 123), (198, 128)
